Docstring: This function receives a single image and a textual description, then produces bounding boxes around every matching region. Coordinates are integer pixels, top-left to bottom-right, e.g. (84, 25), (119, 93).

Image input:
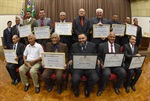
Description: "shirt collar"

(108, 41), (114, 46)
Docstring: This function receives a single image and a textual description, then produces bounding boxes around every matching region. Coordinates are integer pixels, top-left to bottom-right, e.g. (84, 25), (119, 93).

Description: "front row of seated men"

(5, 31), (142, 97)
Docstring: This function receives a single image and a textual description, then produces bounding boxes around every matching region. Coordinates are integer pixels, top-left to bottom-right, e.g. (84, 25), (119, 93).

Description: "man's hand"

(64, 64), (67, 70)
(100, 63), (105, 69)
(97, 60), (101, 65)
(135, 54), (141, 57)
(14, 57), (18, 62)
(69, 60), (73, 66)
(97, 23), (103, 26)
(29, 60), (36, 66)
(101, 37), (106, 40)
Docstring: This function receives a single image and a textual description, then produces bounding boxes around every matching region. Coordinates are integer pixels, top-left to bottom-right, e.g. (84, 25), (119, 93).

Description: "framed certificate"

(125, 24), (137, 36)
(112, 24), (125, 36)
(73, 54), (97, 69)
(34, 26), (50, 39)
(129, 56), (146, 69)
(93, 24), (110, 38)
(42, 52), (65, 69)
(18, 24), (31, 38)
(104, 54), (124, 67)
(55, 22), (72, 35)
(4, 49), (18, 64)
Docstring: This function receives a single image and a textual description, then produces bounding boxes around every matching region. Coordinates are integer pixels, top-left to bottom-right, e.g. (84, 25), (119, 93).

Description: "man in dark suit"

(109, 14), (121, 45)
(97, 31), (126, 96)
(41, 33), (68, 94)
(90, 8), (110, 51)
(73, 8), (90, 43)
(3, 21), (13, 49)
(6, 35), (24, 85)
(133, 18), (142, 47)
(123, 35), (142, 93)
(69, 34), (99, 97)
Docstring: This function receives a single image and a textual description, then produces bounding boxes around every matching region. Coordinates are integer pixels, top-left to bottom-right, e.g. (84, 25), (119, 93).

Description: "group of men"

(3, 8), (142, 97)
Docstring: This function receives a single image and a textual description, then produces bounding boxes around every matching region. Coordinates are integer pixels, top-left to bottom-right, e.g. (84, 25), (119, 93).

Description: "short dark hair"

(7, 21), (12, 24)
(133, 18), (138, 21)
(129, 35), (136, 39)
(40, 9), (44, 11)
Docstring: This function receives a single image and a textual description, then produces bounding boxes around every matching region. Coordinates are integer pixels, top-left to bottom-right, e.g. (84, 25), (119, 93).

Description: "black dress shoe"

(114, 88), (120, 95)
(11, 80), (15, 84)
(131, 85), (136, 91)
(84, 89), (90, 97)
(97, 90), (103, 96)
(24, 84), (30, 92)
(14, 79), (19, 86)
(47, 84), (55, 92)
(125, 87), (130, 93)
(35, 87), (40, 94)
(74, 90), (79, 97)
(57, 89), (62, 94)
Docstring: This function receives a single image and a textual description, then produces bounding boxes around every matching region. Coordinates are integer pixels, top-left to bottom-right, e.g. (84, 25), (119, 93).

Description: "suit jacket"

(23, 17), (36, 31)
(10, 42), (25, 66)
(73, 16), (90, 41)
(136, 25), (142, 46)
(12, 24), (23, 37)
(3, 28), (13, 49)
(46, 42), (68, 62)
(109, 20), (121, 27)
(98, 42), (120, 63)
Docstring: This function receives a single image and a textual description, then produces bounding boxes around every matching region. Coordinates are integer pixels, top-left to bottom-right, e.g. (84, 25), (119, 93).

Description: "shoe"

(97, 90), (103, 96)
(57, 89), (62, 94)
(131, 85), (136, 91)
(74, 90), (79, 97)
(114, 87), (120, 95)
(24, 84), (30, 92)
(125, 86), (130, 93)
(47, 83), (55, 92)
(84, 89), (90, 97)
(35, 87), (40, 94)
(11, 80), (15, 84)
(14, 79), (19, 86)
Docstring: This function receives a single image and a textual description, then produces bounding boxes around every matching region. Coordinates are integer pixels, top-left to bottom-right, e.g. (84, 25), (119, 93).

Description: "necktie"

(110, 44), (113, 53)
(81, 17), (84, 27)
(41, 19), (44, 26)
(131, 45), (134, 54)
(13, 44), (16, 50)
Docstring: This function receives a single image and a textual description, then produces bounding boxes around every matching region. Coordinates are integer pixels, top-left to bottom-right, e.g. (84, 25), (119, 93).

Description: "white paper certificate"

(55, 22), (72, 35)
(93, 24), (110, 38)
(34, 26), (50, 39)
(4, 49), (18, 64)
(104, 54), (124, 67)
(112, 24), (125, 36)
(129, 56), (145, 69)
(125, 24), (137, 36)
(73, 55), (97, 69)
(42, 52), (65, 69)
(19, 24), (31, 38)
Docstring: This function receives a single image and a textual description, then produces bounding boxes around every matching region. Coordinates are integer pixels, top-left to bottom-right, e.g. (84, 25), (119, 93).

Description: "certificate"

(125, 24), (137, 36)
(18, 24), (31, 38)
(104, 54), (124, 67)
(129, 56), (146, 69)
(93, 24), (110, 38)
(55, 22), (72, 35)
(112, 24), (125, 36)
(73, 54), (97, 69)
(42, 52), (65, 69)
(34, 26), (50, 39)
(4, 49), (18, 64)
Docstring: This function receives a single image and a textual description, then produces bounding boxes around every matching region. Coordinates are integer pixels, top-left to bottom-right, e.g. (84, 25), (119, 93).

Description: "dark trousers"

(6, 63), (20, 80)
(41, 69), (63, 89)
(125, 68), (142, 87)
(72, 69), (99, 92)
(98, 67), (126, 91)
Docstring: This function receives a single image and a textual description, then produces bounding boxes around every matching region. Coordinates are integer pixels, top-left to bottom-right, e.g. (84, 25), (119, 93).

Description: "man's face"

(26, 12), (31, 18)
(39, 10), (45, 19)
(59, 13), (66, 21)
(7, 22), (12, 28)
(78, 9), (85, 17)
(15, 18), (20, 25)
(78, 34), (87, 45)
(134, 19), (138, 26)
(28, 35), (35, 45)
(108, 32), (116, 44)
(126, 17), (131, 24)
(12, 36), (18, 44)
(129, 36), (136, 45)
(51, 34), (60, 44)
(96, 10), (103, 18)
(113, 15), (118, 22)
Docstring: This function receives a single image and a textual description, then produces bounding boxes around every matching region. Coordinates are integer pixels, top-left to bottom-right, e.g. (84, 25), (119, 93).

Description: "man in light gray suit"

(35, 9), (52, 47)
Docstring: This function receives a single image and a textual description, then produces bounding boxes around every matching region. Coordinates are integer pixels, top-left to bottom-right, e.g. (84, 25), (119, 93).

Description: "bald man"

(19, 34), (44, 94)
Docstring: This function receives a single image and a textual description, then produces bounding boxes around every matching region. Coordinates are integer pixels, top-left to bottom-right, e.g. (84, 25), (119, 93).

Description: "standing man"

(6, 35), (24, 85)
(133, 18), (142, 47)
(41, 33), (68, 94)
(3, 21), (13, 49)
(19, 34), (44, 94)
(35, 9), (52, 47)
(73, 8), (90, 43)
(123, 35), (142, 93)
(69, 34), (99, 97)
(97, 31), (126, 96)
(90, 8), (110, 51)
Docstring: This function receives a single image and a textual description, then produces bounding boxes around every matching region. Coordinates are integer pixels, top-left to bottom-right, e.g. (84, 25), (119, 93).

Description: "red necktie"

(41, 19), (44, 26)
(111, 44), (113, 53)
(81, 17), (84, 27)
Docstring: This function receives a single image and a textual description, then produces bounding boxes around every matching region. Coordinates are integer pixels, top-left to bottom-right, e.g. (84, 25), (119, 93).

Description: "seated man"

(69, 33), (99, 97)
(19, 34), (44, 94)
(6, 35), (24, 85)
(41, 33), (68, 94)
(123, 35), (142, 93)
(97, 31), (126, 96)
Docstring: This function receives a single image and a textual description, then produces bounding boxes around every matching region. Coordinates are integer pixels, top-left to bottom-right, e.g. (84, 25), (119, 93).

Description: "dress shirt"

(108, 41), (115, 53)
